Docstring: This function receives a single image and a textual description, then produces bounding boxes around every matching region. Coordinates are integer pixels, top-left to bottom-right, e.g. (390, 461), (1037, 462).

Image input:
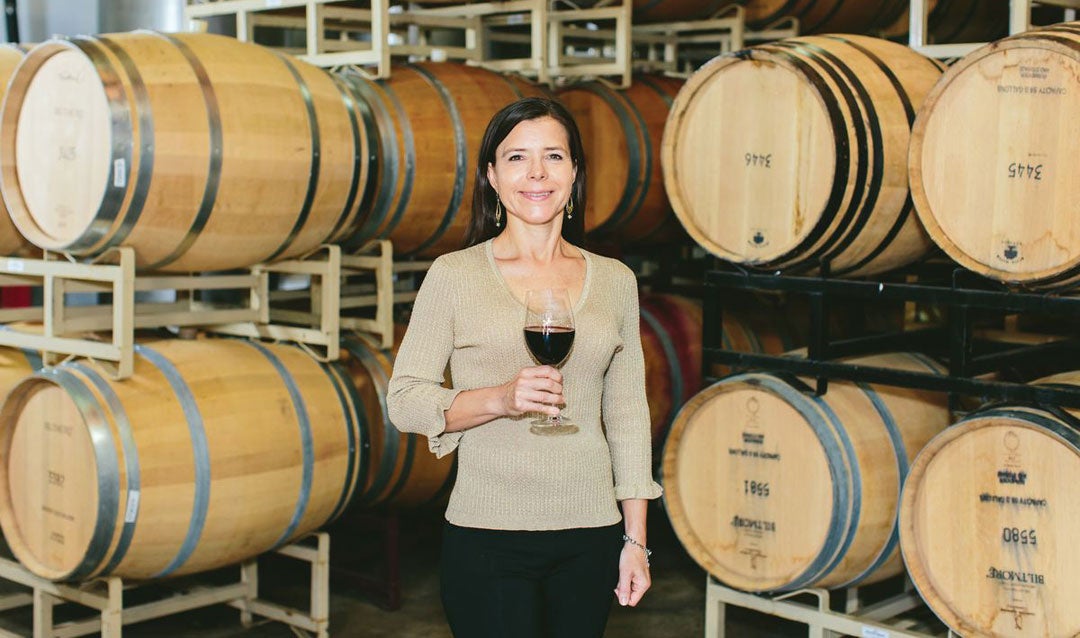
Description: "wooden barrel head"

(910, 27), (1080, 286)
(665, 353), (948, 592)
(900, 411), (1080, 636)
(664, 57), (835, 266)
(662, 378), (837, 592)
(13, 48), (111, 247)
(664, 36), (940, 276)
(1, 381), (99, 580)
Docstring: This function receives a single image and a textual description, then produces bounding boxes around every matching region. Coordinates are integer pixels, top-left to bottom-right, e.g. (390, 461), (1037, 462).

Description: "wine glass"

(523, 288), (578, 435)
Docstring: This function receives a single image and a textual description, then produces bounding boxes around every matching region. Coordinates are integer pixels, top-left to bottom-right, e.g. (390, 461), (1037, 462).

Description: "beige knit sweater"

(386, 240), (662, 530)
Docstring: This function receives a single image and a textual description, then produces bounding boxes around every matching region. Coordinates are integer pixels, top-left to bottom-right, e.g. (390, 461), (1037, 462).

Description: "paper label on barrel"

(113, 159), (126, 188)
(124, 490), (140, 523)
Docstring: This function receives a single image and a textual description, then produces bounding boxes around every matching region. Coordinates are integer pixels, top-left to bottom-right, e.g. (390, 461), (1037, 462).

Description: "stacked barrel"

(897, 23), (1080, 637)
(656, 13), (1080, 637)
(0, 14), (1077, 638)
(0, 32), (550, 582)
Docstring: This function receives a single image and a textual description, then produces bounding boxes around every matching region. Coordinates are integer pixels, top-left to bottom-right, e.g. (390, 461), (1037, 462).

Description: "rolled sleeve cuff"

(615, 481), (664, 501)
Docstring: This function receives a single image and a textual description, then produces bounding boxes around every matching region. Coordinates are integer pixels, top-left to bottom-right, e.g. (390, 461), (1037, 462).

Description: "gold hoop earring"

(565, 198), (574, 220)
(495, 199), (503, 227)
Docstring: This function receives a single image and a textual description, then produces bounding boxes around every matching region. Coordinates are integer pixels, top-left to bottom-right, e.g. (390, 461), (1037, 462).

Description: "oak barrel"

(336, 63), (548, 258)
(909, 23), (1080, 289)
(0, 32), (368, 272)
(640, 293), (796, 449)
(880, 0), (1009, 43)
(340, 333), (456, 509)
(663, 35), (943, 277)
(640, 294), (702, 449)
(739, 0), (902, 34)
(898, 371), (1080, 637)
(0, 45), (34, 257)
(0, 343), (39, 396)
(662, 353), (949, 592)
(558, 74), (684, 242)
(0, 338), (362, 581)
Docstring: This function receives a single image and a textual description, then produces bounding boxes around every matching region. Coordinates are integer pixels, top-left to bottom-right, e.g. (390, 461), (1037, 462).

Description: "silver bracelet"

(622, 534), (652, 565)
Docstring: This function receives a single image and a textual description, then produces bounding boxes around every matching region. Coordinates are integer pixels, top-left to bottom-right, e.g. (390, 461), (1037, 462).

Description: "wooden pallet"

(0, 533), (330, 638)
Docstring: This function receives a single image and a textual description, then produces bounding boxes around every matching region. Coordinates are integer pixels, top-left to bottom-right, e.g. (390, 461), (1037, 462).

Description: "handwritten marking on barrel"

(744, 152), (772, 168)
(44, 420), (73, 436)
(1001, 605), (1035, 630)
(740, 547), (767, 571)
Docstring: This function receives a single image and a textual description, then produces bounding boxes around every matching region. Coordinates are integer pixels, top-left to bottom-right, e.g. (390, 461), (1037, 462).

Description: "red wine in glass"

(523, 288), (577, 435)
(523, 325), (575, 366)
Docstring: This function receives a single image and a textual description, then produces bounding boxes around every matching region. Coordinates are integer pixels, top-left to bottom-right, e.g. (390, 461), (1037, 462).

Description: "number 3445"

(1008, 162), (1044, 181)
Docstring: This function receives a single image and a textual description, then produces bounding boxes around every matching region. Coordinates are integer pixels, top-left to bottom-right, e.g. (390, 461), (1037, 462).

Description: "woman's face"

(487, 116), (577, 228)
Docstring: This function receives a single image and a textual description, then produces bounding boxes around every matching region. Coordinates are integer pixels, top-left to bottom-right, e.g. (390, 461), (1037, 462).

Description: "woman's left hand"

(614, 543), (651, 607)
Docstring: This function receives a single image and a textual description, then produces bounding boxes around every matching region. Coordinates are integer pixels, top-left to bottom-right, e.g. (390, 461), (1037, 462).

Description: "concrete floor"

(0, 503), (812, 637)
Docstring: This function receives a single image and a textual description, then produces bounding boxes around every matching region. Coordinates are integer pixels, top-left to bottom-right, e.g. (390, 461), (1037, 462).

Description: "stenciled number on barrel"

(743, 479), (770, 498)
(1007, 162), (1044, 181)
(1002, 527), (1038, 546)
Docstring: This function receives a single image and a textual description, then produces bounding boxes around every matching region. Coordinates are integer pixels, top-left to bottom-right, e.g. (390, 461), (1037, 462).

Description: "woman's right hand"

(500, 365), (563, 417)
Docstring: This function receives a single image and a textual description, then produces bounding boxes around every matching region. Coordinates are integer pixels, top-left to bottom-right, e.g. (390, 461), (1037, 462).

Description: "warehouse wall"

(1, 0), (184, 42)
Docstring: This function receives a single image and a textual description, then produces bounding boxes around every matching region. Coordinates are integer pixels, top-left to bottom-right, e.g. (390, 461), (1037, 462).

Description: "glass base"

(529, 417), (578, 436)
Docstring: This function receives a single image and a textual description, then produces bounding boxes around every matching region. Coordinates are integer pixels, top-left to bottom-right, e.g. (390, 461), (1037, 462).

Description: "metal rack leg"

(101, 578), (122, 638)
(238, 558), (258, 628)
(32, 589), (53, 638)
(704, 576), (726, 637)
(312, 533), (331, 638)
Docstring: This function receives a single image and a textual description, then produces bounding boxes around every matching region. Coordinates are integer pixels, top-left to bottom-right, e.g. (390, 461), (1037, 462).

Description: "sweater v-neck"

(483, 238), (592, 316)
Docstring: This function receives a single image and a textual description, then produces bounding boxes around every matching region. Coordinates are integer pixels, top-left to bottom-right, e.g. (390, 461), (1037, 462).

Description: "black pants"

(440, 522), (622, 638)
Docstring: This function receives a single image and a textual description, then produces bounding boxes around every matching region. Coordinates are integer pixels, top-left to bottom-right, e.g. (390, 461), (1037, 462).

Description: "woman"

(386, 97), (661, 638)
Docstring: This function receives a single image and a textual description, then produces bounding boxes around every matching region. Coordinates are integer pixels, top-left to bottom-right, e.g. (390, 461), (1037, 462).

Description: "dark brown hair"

(464, 97), (587, 247)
